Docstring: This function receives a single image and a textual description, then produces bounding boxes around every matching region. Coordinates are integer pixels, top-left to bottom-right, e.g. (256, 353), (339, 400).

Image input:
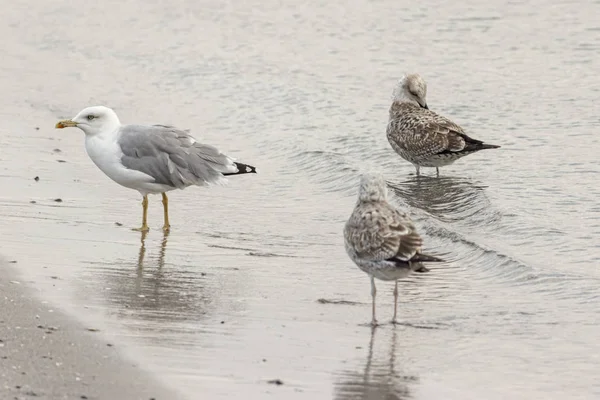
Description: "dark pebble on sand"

(267, 379), (283, 385)
(35, 127), (39, 130)
(34, 176), (39, 181)
(57, 160), (66, 163)
(115, 222), (123, 226)
(53, 148), (61, 153)
(81, 396), (88, 399)
(54, 198), (62, 202)
(30, 201), (36, 204)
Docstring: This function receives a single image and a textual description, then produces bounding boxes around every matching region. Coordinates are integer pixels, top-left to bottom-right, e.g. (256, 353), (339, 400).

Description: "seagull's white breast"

(84, 132), (154, 191)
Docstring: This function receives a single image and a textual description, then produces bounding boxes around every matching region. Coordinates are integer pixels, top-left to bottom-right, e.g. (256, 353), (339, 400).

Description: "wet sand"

(0, 258), (184, 400)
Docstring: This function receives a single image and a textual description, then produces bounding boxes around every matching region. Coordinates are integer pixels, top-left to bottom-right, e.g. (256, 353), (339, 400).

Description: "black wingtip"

(479, 143), (501, 150)
(413, 265), (430, 273)
(410, 253), (444, 263)
(223, 162), (257, 176)
(387, 252), (444, 269)
(458, 133), (501, 152)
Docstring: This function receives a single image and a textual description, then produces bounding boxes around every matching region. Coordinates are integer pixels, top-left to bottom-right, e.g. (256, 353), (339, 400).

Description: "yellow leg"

(132, 195), (150, 232)
(161, 193), (170, 232)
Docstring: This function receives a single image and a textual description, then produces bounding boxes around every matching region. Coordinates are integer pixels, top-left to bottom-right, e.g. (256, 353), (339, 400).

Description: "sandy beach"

(0, 258), (184, 400)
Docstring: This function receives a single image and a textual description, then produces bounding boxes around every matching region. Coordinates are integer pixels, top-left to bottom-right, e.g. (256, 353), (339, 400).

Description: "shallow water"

(1, 0), (600, 398)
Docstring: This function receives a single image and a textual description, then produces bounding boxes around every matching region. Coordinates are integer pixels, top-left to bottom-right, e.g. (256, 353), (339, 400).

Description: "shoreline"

(0, 258), (185, 400)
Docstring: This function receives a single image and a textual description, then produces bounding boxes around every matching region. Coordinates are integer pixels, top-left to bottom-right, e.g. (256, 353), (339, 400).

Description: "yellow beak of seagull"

(55, 120), (78, 129)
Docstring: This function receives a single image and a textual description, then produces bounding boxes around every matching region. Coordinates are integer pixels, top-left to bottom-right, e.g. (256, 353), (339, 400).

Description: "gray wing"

(118, 124), (238, 188)
(152, 124), (191, 133)
(388, 103), (472, 157)
(344, 202), (423, 261)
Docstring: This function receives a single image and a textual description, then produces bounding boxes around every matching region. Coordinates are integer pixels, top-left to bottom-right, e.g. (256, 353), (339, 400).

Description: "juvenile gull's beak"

(55, 120), (78, 129)
(421, 103), (429, 110)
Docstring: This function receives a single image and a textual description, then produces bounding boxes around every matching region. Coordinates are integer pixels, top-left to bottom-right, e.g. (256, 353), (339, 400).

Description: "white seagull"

(386, 73), (500, 176)
(343, 173), (443, 326)
(56, 106), (256, 232)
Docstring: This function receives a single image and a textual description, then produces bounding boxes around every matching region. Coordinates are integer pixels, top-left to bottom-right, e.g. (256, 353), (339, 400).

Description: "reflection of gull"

(102, 231), (212, 327)
(386, 73), (500, 176)
(344, 173), (443, 326)
(334, 327), (415, 400)
(388, 175), (499, 225)
(137, 230), (168, 271)
(55, 106), (256, 232)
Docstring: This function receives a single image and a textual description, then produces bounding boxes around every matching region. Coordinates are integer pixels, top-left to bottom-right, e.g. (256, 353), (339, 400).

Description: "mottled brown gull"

(386, 73), (500, 176)
(56, 106), (256, 232)
(343, 173), (443, 326)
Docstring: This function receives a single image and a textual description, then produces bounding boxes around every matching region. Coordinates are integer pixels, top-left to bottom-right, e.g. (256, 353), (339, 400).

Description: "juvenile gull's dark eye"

(87, 115), (95, 121)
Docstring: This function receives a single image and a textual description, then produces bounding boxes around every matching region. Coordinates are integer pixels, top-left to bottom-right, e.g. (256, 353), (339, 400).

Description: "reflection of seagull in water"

(56, 106), (256, 232)
(344, 173), (443, 326)
(386, 73), (500, 176)
(334, 327), (414, 400)
(137, 230), (169, 271)
(387, 175), (496, 224)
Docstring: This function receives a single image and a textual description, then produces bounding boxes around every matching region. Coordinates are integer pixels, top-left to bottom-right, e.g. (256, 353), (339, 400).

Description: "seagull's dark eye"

(87, 115), (95, 121)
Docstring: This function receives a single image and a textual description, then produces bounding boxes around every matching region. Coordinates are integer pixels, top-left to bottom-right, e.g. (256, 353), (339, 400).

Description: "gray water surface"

(1, 0), (600, 399)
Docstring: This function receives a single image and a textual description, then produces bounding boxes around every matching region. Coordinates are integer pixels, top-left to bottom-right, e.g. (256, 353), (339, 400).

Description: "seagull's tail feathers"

(223, 162), (257, 176)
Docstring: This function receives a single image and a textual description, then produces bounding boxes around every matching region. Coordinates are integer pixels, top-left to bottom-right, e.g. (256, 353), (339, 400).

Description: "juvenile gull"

(387, 73), (500, 176)
(56, 106), (256, 232)
(343, 173), (443, 326)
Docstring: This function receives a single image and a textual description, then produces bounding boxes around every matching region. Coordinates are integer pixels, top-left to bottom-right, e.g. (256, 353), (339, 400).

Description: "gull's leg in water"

(370, 275), (378, 327)
(415, 165), (421, 176)
(392, 280), (399, 324)
(132, 195), (150, 232)
(161, 193), (170, 232)
(436, 167), (440, 177)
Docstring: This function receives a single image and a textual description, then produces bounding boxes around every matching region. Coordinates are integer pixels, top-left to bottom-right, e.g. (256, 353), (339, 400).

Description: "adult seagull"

(56, 106), (256, 232)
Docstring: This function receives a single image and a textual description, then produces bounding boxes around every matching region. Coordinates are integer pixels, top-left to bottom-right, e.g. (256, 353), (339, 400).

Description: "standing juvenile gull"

(386, 73), (500, 176)
(55, 106), (256, 232)
(343, 173), (443, 326)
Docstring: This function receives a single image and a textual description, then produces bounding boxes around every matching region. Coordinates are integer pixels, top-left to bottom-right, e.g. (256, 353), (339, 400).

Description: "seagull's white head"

(392, 73), (428, 109)
(55, 106), (121, 136)
(358, 173), (388, 203)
